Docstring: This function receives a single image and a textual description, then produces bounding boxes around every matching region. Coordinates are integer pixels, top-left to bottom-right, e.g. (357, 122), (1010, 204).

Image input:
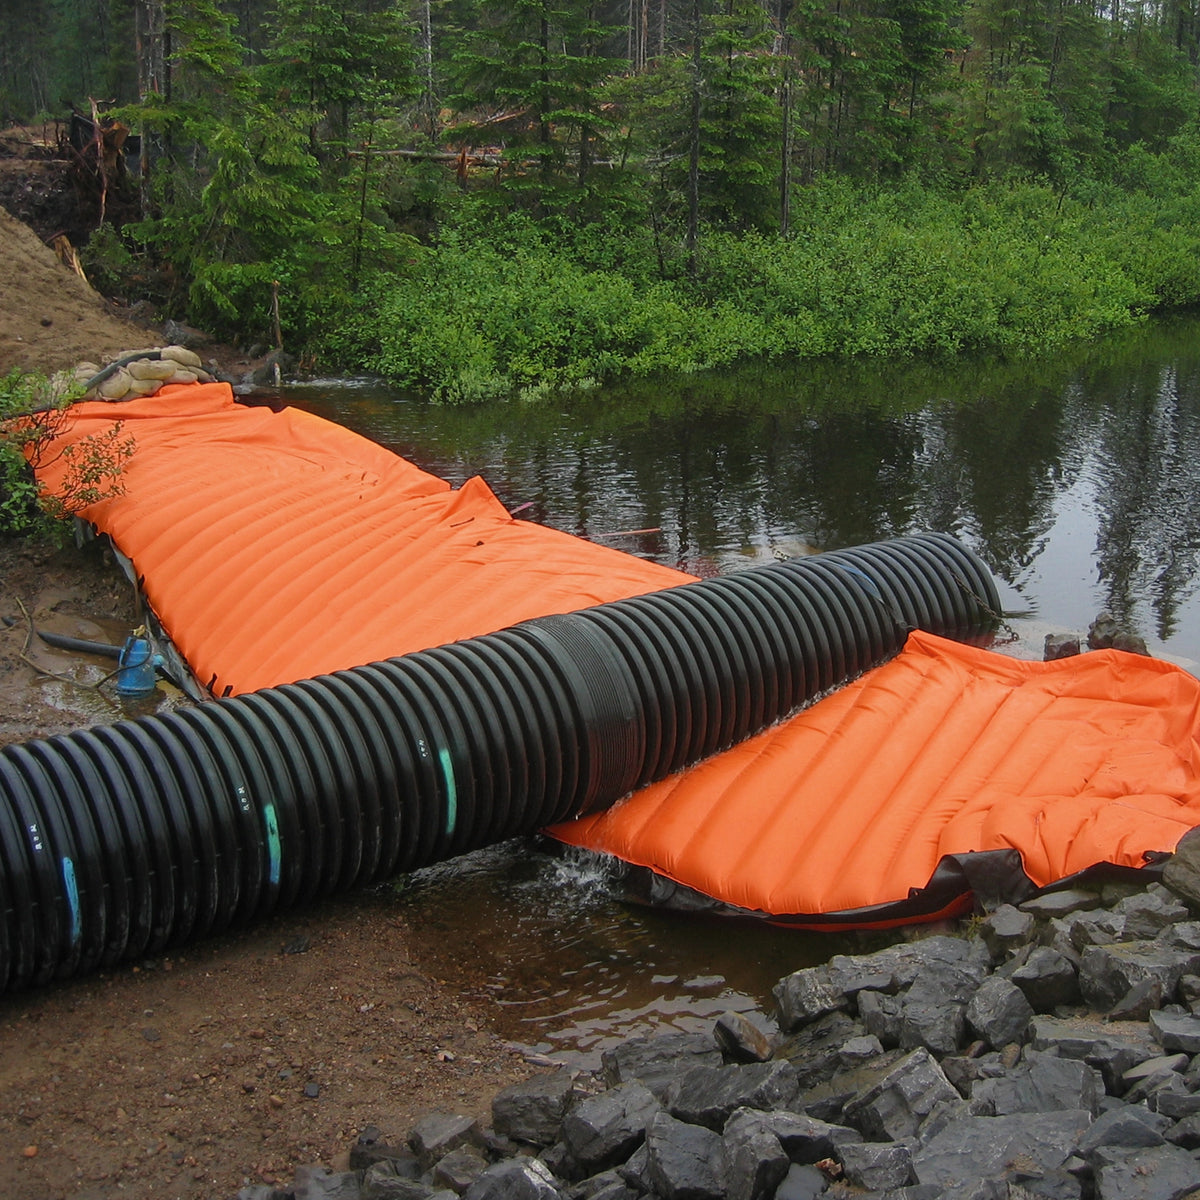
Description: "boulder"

(561, 1083), (661, 1172)
(842, 1047), (961, 1141)
(965, 976), (1034, 1049)
(665, 1061), (799, 1130)
(644, 1112), (726, 1200)
(601, 1033), (722, 1097)
(910, 1110), (1092, 1192)
(493, 1071), (580, 1146)
(1093, 1143), (1200, 1200)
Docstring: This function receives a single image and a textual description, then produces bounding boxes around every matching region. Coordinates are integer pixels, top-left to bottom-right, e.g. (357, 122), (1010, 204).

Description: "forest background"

(4, 0), (1200, 402)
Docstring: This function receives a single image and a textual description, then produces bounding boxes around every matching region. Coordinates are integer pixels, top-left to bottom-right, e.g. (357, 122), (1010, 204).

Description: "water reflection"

(269, 314), (1200, 668)
(255, 316), (1200, 1057)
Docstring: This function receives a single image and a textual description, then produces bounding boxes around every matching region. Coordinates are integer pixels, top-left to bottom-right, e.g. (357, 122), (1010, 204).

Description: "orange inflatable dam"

(15, 380), (1200, 943)
(30, 382), (692, 696)
(550, 630), (1200, 927)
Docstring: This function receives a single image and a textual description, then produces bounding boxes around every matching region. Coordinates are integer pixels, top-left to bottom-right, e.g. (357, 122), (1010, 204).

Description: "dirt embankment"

(0, 137), (533, 1200)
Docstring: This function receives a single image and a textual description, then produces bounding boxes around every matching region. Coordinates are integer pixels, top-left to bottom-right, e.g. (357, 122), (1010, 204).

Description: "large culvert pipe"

(0, 534), (998, 990)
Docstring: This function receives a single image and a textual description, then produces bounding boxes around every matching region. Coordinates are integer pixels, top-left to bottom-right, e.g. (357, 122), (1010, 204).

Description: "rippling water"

(393, 842), (889, 1069)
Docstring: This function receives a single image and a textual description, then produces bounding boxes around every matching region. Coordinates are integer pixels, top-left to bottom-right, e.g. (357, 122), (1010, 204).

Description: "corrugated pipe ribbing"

(0, 533), (999, 990)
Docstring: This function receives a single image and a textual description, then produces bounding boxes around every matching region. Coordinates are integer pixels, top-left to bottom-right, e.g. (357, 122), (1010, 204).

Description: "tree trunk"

(687, 0), (702, 273)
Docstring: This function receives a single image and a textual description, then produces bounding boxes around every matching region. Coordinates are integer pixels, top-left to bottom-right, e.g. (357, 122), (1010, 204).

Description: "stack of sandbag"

(69, 345), (216, 401)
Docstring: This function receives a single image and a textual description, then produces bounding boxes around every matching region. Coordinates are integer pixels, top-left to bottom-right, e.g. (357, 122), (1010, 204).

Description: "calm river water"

(258, 315), (1200, 1064)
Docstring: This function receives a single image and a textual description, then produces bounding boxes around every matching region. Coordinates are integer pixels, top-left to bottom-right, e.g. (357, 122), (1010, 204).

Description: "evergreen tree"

(447, 0), (623, 212)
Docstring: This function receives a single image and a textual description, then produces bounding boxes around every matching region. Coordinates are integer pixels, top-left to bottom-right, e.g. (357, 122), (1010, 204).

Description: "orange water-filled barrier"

(32, 383), (690, 696)
(19, 381), (1200, 943)
(550, 630), (1200, 925)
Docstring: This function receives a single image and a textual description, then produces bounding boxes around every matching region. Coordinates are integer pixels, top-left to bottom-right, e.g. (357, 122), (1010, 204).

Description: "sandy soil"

(0, 141), (534, 1199)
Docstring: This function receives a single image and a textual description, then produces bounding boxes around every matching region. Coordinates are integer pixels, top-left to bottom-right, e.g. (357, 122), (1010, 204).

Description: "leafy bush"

(362, 176), (1200, 402)
(0, 372), (134, 540)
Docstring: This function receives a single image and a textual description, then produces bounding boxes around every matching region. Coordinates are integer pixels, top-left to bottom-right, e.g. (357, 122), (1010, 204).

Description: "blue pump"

(116, 635), (163, 696)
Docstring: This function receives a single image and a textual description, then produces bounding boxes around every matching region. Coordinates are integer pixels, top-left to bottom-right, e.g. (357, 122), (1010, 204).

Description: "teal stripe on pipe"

(263, 803), (281, 886)
(61, 856), (81, 946)
(439, 748), (457, 835)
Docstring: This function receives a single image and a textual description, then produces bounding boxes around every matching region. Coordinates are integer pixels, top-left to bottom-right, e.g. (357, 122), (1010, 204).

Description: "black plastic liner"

(0, 533), (999, 990)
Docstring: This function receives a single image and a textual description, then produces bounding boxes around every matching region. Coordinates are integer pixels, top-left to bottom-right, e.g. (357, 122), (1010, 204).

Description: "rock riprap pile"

(236, 839), (1200, 1200)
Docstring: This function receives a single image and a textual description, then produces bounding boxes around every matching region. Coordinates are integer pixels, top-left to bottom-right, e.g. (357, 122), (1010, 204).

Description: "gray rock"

(721, 1123), (789, 1200)
(714, 1011), (773, 1063)
(906, 953), (990, 1005)
(1065, 908), (1126, 949)
(1093, 1143), (1200, 1200)
(644, 1112), (725, 1200)
(493, 1071), (579, 1146)
(1029, 1014), (1159, 1091)
(773, 1162), (829, 1200)
(409, 1114), (482, 1171)
(886, 1187), (944, 1200)
(1087, 611), (1121, 649)
(1112, 631), (1150, 655)
(966, 976), (1035, 1049)
(564, 1176), (638, 1200)
(162, 318), (211, 349)
(858, 990), (904, 1047)
(1045, 924), (1085, 970)
(971, 1051), (1101, 1117)
(1044, 633), (1081, 661)
(910, 1110), (1092, 1191)
(940, 1050), (1004, 1096)
(1149, 1009), (1200, 1053)
(1117, 891), (1191, 941)
(1125, 1066), (1190, 1107)
(433, 1146), (489, 1193)
(1161, 828), (1200, 909)
(772, 1011), (866, 1089)
(1159, 925), (1200, 954)
(462, 1159), (561, 1200)
(795, 1047), (907, 1123)
(666, 1060), (798, 1130)
(1004, 1169), (1085, 1200)
(361, 1163), (436, 1200)
(1076, 1105), (1169, 1160)
(293, 1165), (363, 1200)
(352, 1127), (423, 1175)
(825, 953), (899, 996)
(1165, 1112), (1200, 1149)
(839, 1140), (915, 1189)
(1107, 978), (1165, 1021)
(249, 348), (299, 387)
(873, 936), (993, 988)
(1019, 889), (1101, 919)
(842, 1047), (961, 1141)
(722, 1107), (861, 1163)
(898, 997), (969, 1055)
(615, 1144), (650, 1193)
(562, 1083), (660, 1172)
(1150, 1089), (1200, 1120)
(774, 966), (850, 1031)
(978, 906), (1036, 962)
(916, 1095), (976, 1143)
(1122, 1054), (1190, 1089)
(1007, 947), (1080, 1012)
(839, 1034), (884, 1065)
(601, 1033), (722, 1098)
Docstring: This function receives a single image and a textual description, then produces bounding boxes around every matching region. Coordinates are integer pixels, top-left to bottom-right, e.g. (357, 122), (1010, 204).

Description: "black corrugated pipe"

(0, 533), (999, 990)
